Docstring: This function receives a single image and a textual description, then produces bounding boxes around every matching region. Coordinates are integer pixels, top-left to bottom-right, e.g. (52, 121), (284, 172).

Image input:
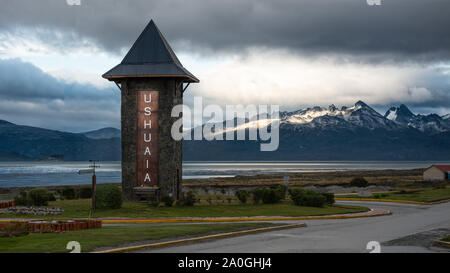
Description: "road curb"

(92, 223), (307, 253)
(100, 209), (390, 224)
(336, 197), (450, 205)
(433, 239), (450, 249)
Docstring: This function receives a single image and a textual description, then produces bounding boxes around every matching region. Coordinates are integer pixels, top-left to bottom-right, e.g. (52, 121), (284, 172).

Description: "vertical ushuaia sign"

(137, 91), (159, 186)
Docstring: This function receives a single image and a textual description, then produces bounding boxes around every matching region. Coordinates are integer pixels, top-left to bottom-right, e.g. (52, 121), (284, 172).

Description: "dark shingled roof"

(103, 20), (199, 83)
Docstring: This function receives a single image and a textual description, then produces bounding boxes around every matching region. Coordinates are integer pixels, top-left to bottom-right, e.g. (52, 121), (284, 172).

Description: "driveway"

(136, 201), (450, 253)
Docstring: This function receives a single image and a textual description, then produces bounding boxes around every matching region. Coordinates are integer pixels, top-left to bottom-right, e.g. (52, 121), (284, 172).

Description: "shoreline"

(0, 168), (427, 197)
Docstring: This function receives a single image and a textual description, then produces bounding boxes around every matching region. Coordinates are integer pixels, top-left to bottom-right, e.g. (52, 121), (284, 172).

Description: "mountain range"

(0, 101), (449, 161)
(183, 101), (450, 160)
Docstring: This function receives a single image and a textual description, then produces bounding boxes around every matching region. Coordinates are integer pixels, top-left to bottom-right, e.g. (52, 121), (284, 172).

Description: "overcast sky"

(0, 0), (449, 132)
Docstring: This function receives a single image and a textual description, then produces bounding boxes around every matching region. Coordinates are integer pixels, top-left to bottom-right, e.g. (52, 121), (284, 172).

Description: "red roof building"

(423, 165), (450, 181)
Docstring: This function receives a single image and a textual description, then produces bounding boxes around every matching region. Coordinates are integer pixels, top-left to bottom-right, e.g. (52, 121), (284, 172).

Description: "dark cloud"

(0, 59), (120, 132)
(0, 0), (449, 61)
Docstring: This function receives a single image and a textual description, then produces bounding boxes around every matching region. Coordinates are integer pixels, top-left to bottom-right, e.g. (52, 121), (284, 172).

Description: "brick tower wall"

(120, 78), (183, 201)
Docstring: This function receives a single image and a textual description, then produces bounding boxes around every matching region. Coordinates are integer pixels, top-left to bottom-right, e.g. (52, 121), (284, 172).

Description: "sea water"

(0, 161), (448, 188)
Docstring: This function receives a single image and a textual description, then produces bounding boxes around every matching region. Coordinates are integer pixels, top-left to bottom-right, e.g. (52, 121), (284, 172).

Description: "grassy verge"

(0, 199), (369, 219)
(0, 222), (277, 253)
(337, 188), (450, 203)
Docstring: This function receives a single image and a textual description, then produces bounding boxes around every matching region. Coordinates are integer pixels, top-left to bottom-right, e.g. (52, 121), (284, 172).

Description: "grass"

(0, 222), (277, 253)
(337, 187), (450, 202)
(0, 198), (369, 219)
(443, 236), (450, 242)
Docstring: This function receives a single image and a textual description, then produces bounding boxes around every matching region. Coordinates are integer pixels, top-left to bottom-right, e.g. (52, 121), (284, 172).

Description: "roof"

(430, 165), (450, 172)
(103, 20), (199, 83)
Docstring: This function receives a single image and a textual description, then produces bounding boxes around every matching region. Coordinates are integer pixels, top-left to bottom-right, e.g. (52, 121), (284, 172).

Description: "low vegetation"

(14, 189), (55, 207)
(95, 185), (122, 209)
(0, 222), (278, 253)
(338, 187), (450, 202)
(0, 198), (368, 219)
(349, 177), (369, 187)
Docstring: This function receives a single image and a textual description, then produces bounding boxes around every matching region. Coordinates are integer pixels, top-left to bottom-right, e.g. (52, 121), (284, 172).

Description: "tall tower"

(103, 20), (199, 200)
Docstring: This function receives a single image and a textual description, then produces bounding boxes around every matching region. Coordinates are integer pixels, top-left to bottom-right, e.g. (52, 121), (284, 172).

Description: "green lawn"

(0, 222), (277, 253)
(337, 188), (450, 202)
(0, 199), (369, 219)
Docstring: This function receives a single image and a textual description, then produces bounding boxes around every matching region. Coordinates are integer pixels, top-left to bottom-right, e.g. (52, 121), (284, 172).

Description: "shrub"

(14, 191), (29, 206)
(62, 188), (77, 200)
(79, 187), (92, 199)
(289, 188), (326, 207)
(251, 188), (264, 204)
(373, 193), (388, 199)
(322, 192), (335, 205)
(275, 185), (287, 200)
(95, 185), (123, 209)
(161, 195), (174, 207)
(262, 188), (283, 204)
(177, 191), (196, 206)
(47, 192), (56, 202)
(148, 194), (160, 207)
(350, 177), (369, 188)
(28, 188), (49, 206)
(235, 190), (249, 204)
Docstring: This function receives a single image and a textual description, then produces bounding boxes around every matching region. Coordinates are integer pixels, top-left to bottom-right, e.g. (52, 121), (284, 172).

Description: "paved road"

(138, 201), (450, 253)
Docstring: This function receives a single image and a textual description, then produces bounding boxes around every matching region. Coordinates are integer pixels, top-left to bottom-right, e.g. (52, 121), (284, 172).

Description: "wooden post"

(92, 174), (96, 211)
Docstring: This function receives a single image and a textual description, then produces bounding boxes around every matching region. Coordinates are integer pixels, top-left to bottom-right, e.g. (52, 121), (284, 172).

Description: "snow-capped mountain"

(184, 101), (450, 161)
(210, 101), (448, 135)
(280, 100), (400, 131)
(384, 104), (450, 133)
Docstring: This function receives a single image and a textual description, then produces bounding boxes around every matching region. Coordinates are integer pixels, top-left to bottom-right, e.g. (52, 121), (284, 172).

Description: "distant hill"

(0, 120), (120, 161)
(82, 127), (121, 139)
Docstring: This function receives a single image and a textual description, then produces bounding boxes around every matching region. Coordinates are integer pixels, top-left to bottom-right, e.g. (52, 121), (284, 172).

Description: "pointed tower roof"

(103, 20), (199, 83)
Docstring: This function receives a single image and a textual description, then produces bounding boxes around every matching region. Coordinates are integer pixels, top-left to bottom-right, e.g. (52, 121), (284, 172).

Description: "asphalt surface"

(137, 201), (450, 253)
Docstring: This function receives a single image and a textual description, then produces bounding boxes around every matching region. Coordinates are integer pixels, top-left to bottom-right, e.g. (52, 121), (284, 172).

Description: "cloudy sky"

(0, 0), (449, 132)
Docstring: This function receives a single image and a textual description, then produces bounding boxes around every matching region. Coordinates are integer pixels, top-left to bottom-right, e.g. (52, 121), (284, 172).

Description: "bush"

(262, 188), (283, 204)
(95, 185), (123, 209)
(148, 194), (160, 207)
(322, 192), (335, 205)
(161, 195), (174, 207)
(373, 193), (388, 199)
(177, 191), (196, 206)
(47, 192), (56, 202)
(275, 185), (287, 200)
(28, 188), (49, 206)
(235, 190), (249, 204)
(62, 188), (77, 200)
(251, 188), (264, 204)
(79, 187), (92, 199)
(14, 191), (29, 206)
(350, 177), (369, 188)
(289, 188), (326, 207)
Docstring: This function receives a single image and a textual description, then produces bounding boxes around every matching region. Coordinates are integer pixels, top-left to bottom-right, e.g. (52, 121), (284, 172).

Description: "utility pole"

(89, 160), (100, 211)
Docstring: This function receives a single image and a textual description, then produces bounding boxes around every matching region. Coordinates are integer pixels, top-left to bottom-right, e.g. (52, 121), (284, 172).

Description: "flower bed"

(0, 219), (102, 235)
(27, 219), (102, 233)
(0, 206), (63, 215)
(0, 200), (15, 209)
